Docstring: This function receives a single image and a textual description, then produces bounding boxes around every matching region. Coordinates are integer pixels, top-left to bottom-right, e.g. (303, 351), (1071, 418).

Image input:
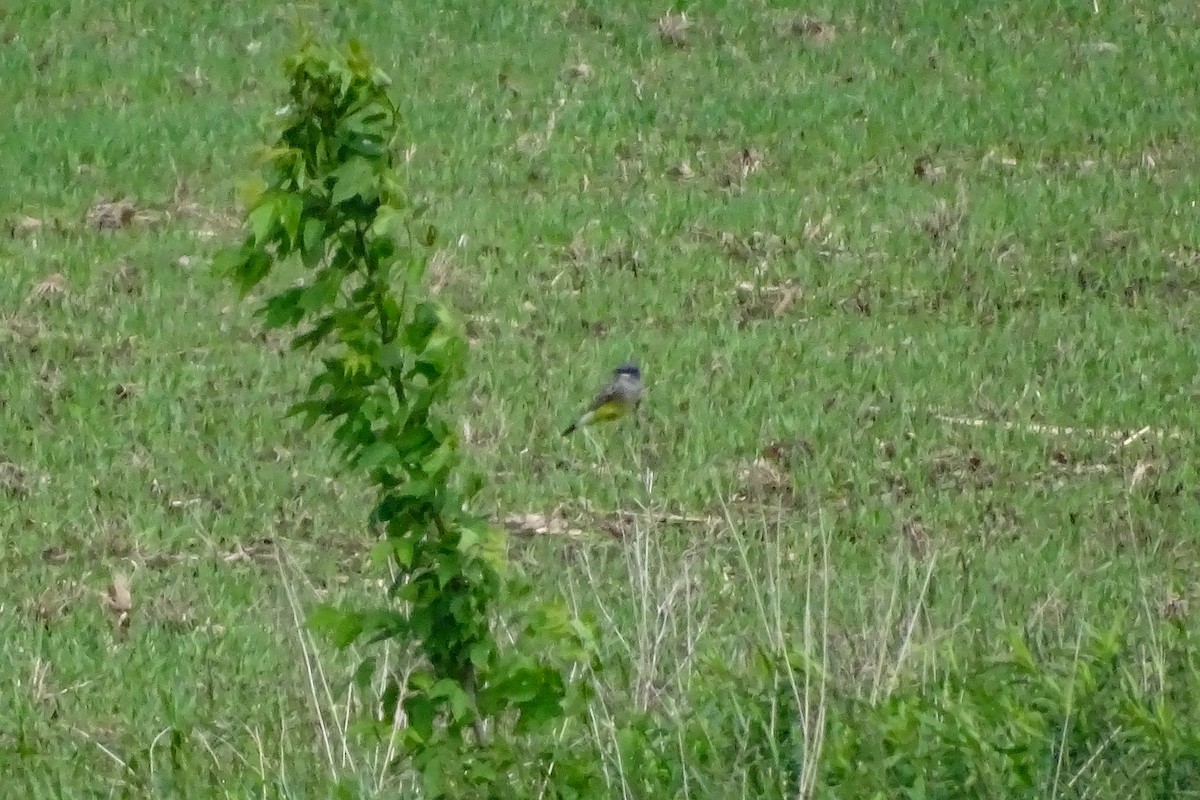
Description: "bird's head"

(614, 363), (641, 379)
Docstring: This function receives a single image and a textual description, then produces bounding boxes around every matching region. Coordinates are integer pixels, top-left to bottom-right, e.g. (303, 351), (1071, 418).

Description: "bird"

(562, 362), (643, 437)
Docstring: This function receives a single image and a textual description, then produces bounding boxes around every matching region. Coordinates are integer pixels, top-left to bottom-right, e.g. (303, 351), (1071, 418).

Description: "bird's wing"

(585, 383), (623, 412)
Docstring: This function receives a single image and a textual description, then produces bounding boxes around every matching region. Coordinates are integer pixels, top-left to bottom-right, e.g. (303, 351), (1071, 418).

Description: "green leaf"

(301, 217), (327, 267)
(236, 176), (268, 208)
(308, 604), (364, 649)
(378, 339), (407, 372)
(419, 749), (445, 799)
(403, 692), (436, 742)
(278, 193), (304, 247)
(291, 316), (336, 350)
(469, 641), (492, 670)
(446, 684), (472, 723)
(247, 198), (279, 244)
(211, 242), (250, 280)
(416, 332), (467, 381)
(380, 679), (401, 725)
(330, 157), (378, 205)
(422, 441), (458, 481)
(404, 303), (440, 352)
(300, 270), (342, 314)
(358, 608), (409, 644)
(394, 537), (415, 568)
(351, 656), (377, 694)
(370, 204), (405, 240)
(236, 250), (273, 295)
(357, 441), (400, 472)
(516, 680), (565, 733)
(259, 286), (307, 329)
(456, 524), (480, 555)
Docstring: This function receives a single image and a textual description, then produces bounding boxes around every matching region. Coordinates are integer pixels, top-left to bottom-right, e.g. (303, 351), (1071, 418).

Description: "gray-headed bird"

(562, 363), (643, 436)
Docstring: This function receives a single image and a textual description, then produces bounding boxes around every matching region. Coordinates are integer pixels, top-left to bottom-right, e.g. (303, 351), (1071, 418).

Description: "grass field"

(4, 1), (1200, 796)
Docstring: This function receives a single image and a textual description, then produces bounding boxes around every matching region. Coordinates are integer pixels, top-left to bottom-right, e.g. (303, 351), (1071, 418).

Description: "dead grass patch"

(778, 15), (837, 46)
(656, 12), (691, 48)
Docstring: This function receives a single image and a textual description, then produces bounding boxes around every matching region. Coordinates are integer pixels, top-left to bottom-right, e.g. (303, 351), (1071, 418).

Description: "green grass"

(3, 0), (1200, 796)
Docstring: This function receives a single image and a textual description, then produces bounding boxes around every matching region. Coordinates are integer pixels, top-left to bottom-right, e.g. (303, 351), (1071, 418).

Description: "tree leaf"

(236, 250), (273, 295)
(211, 242), (250, 281)
(308, 604), (364, 649)
(403, 691), (436, 743)
(330, 157), (378, 206)
(259, 286), (307, 329)
(291, 316), (336, 350)
(456, 523), (480, 555)
(278, 193), (304, 248)
(357, 441), (400, 472)
(301, 217), (327, 267)
(404, 303), (440, 351)
(370, 204), (405, 240)
(248, 198), (279, 245)
(351, 656), (377, 694)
